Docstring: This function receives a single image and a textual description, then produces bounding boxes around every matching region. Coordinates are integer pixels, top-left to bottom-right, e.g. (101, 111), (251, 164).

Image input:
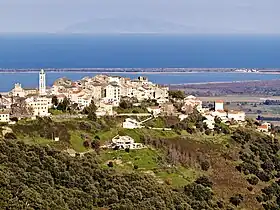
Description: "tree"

(247, 176), (259, 185)
(91, 139), (100, 150)
(85, 100), (97, 121)
(51, 96), (58, 106)
(195, 176), (213, 188)
(119, 100), (133, 109)
(169, 90), (185, 100)
(229, 194), (243, 206)
(83, 140), (90, 148)
(200, 160), (210, 171)
(4, 132), (17, 140)
(108, 161), (114, 167)
(57, 97), (70, 112)
(94, 135), (100, 141)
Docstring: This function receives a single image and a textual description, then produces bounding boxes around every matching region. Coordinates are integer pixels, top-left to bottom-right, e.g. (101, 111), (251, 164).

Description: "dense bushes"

(0, 140), (225, 210)
(12, 117), (71, 143)
(232, 128), (280, 209)
(247, 176), (259, 185)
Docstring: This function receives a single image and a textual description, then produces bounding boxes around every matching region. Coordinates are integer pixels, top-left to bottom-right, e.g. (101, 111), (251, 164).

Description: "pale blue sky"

(0, 0), (279, 33)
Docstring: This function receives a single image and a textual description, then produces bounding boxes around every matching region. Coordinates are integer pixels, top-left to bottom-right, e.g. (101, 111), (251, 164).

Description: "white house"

(11, 83), (25, 97)
(179, 114), (188, 121)
(0, 110), (10, 122)
(257, 122), (271, 133)
(102, 82), (121, 104)
(77, 94), (92, 108)
(212, 110), (228, 122)
(0, 96), (12, 109)
(215, 100), (224, 111)
(26, 97), (50, 117)
(227, 110), (246, 122)
(183, 95), (203, 112)
(123, 118), (142, 129)
(147, 106), (161, 116)
(203, 114), (215, 130)
(106, 135), (146, 150)
(96, 103), (114, 117)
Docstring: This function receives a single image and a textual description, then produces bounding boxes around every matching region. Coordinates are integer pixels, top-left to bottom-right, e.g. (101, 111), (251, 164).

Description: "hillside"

(1, 114), (280, 209)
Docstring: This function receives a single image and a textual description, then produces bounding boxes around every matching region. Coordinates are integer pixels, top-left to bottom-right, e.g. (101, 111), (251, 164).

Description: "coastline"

(1, 71), (280, 75)
(168, 79), (280, 86)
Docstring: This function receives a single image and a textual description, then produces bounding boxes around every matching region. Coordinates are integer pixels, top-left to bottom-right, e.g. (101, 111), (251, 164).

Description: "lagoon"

(0, 72), (279, 92)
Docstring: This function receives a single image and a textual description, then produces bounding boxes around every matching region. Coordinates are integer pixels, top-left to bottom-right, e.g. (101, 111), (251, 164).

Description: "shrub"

(94, 135), (101, 140)
(165, 178), (172, 185)
(4, 132), (17, 140)
(134, 165), (138, 170)
(79, 122), (92, 131)
(247, 176), (259, 185)
(91, 140), (101, 150)
(257, 171), (271, 182)
(205, 129), (211, 135)
(256, 195), (263, 203)
(247, 186), (253, 191)
(83, 140), (90, 148)
(217, 201), (224, 208)
(195, 176), (213, 188)
(200, 160), (210, 171)
(107, 161), (114, 168)
(10, 117), (18, 122)
(229, 194), (243, 206)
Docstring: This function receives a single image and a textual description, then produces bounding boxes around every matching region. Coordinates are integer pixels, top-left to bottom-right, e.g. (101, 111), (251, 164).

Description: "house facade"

(26, 97), (50, 117)
(0, 110), (10, 122)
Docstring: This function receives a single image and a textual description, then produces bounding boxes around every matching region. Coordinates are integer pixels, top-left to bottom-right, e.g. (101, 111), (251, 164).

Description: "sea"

(0, 34), (280, 92)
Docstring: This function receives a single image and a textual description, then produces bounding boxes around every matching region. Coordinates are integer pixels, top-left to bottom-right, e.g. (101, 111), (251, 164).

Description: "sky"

(0, 0), (279, 34)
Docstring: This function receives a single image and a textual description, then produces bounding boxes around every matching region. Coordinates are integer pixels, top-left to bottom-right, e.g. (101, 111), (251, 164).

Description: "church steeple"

(39, 69), (46, 95)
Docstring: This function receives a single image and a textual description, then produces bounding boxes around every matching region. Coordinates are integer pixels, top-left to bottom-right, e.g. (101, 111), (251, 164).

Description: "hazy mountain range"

(61, 17), (196, 34)
(0, 0), (279, 34)
(60, 17), (270, 34)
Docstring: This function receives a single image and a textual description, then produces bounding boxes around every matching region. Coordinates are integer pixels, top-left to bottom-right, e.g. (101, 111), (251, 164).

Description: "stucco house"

(123, 118), (142, 129)
(0, 110), (10, 122)
(147, 106), (161, 116)
(227, 110), (246, 122)
(107, 135), (146, 150)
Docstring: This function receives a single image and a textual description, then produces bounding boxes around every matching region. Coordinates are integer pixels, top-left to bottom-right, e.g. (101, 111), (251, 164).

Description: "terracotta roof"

(72, 90), (82, 94)
(258, 125), (268, 129)
(216, 110), (226, 113)
(228, 110), (244, 114)
(215, 100), (224, 103)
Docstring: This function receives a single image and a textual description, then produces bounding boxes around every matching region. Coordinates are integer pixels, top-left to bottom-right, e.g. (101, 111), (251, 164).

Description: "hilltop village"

(0, 69), (251, 130)
(1, 69), (272, 136)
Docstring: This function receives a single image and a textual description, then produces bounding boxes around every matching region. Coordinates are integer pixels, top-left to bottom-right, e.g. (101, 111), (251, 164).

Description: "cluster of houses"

(202, 100), (246, 129)
(0, 69), (273, 136)
(0, 70), (169, 122)
(51, 74), (169, 109)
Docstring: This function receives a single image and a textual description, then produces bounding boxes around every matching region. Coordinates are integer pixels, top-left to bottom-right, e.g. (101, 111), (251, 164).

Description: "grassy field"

(99, 148), (200, 187)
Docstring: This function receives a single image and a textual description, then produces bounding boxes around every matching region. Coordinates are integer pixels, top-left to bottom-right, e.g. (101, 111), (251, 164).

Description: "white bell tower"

(39, 69), (46, 95)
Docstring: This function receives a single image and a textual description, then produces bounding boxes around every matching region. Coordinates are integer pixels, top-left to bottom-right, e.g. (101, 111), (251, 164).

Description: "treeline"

(232, 128), (280, 209)
(0, 140), (230, 210)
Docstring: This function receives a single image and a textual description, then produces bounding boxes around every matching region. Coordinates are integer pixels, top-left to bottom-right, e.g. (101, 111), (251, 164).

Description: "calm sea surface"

(0, 34), (280, 69)
(0, 72), (279, 92)
(0, 34), (280, 91)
